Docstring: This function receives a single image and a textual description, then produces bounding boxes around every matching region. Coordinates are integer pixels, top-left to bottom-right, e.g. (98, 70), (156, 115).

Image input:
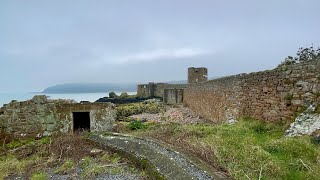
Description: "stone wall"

(137, 82), (187, 99)
(164, 89), (184, 104)
(184, 60), (320, 122)
(0, 95), (116, 137)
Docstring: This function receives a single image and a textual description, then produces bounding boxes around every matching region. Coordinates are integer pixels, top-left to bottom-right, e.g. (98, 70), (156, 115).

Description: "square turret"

(188, 67), (208, 83)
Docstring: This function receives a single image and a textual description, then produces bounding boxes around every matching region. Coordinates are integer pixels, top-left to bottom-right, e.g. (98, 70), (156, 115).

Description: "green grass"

(128, 120), (147, 130)
(79, 153), (126, 178)
(5, 138), (36, 149)
(134, 118), (320, 179)
(30, 172), (48, 180)
(54, 160), (75, 174)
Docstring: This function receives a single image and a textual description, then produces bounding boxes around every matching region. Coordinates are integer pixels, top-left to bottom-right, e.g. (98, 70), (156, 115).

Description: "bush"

(279, 46), (320, 66)
(108, 92), (118, 98)
(119, 92), (129, 99)
(116, 100), (165, 120)
(128, 120), (147, 130)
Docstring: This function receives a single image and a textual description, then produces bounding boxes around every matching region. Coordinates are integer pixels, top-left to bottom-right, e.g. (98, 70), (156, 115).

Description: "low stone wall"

(0, 95), (116, 137)
(184, 60), (320, 122)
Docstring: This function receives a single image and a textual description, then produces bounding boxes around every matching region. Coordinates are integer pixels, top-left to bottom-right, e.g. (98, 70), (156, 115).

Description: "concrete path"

(89, 133), (226, 180)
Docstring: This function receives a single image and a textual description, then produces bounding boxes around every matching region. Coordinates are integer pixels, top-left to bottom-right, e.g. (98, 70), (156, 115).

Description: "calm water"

(0, 92), (136, 107)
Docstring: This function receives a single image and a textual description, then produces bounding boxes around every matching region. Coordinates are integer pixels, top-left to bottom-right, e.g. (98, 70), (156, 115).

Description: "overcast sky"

(1, 0), (319, 92)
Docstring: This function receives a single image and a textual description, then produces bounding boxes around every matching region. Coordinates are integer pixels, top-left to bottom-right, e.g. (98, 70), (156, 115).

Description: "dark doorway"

(73, 112), (90, 132)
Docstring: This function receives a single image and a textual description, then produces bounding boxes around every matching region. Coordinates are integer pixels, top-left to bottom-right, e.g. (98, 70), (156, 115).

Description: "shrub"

(279, 46), (320, 66)
(116, 100), (165, 120)
(128, 120), (147, 130)
(119, 92), (129, 99)
(108, 92), (118, 98)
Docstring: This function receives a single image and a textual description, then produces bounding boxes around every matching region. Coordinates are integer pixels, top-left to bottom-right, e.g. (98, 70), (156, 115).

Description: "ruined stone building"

(0, 95), (116, 137)
(137, 67), (208, 104)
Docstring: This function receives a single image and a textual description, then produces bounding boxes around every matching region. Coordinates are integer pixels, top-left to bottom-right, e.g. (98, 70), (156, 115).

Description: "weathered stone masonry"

(137, 83), (187, 104)
(184, 60), (320, 122)
(0, 95), (116, 137)
(137, 67), (207, 104)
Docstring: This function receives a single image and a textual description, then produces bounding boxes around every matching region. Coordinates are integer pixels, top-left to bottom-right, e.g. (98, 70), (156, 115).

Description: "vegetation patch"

(30, 172), (48, 180)
(54, 160), (75, 174)
(116, 99), (165, 121)
(284, 93), (294, 101)
(128, 120), (148, 130)
(131, 118), (320, 179)
(0, 133), (149, 179)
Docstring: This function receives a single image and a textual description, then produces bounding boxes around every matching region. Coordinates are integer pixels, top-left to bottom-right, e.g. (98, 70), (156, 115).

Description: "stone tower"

(188, 67), (208, 83)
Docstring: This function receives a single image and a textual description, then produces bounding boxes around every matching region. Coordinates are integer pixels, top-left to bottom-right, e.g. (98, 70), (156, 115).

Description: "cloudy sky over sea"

(1, 0), (319, 92)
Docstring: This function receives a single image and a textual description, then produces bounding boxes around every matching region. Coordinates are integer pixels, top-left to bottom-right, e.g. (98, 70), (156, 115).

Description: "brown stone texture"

(184, 60), (320, 122)
(0, 95), (116, 137)
(188, 67), (208, 83)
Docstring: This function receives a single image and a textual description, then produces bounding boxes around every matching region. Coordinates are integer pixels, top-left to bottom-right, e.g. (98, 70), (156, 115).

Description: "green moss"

(284, 94), (294, 101)
(5, 138), (37, 149)
(111, 153), (121, 164)
(39, 137), (50, 145)
(284, 79), (293, 85)
(5, 140), (23, 149)
(30, 172), (48, 180)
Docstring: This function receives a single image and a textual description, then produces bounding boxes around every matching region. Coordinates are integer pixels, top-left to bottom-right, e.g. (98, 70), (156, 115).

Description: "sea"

(0, 92), (136, 108)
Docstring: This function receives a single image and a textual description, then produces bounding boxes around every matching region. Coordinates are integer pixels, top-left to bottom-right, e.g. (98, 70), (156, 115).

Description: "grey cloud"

(0, 0), (319, 92)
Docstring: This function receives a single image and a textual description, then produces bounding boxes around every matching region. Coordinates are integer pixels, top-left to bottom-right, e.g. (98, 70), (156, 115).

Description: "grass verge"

(132, 118), (320, 179)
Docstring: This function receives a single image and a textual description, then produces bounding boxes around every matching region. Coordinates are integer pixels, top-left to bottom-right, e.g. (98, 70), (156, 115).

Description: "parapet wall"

(0, 95), (116, 137)
(184, 60), (320, 122)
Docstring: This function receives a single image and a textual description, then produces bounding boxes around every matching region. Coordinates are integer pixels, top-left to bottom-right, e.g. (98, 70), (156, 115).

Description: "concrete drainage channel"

(89, 133), (224, 180)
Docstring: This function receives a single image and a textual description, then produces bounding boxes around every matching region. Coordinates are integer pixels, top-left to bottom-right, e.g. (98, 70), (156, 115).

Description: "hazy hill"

(166, 80), (187, 84)
(43, 83), (137, 93)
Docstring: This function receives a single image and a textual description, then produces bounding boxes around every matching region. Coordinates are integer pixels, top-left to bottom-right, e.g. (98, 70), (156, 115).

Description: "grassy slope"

(132, 118), (320, 180)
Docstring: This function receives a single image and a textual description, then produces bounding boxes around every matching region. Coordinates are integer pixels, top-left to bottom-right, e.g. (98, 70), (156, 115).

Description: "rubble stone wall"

(0, 95), (116, 137)
(184, 60), (320, 122)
